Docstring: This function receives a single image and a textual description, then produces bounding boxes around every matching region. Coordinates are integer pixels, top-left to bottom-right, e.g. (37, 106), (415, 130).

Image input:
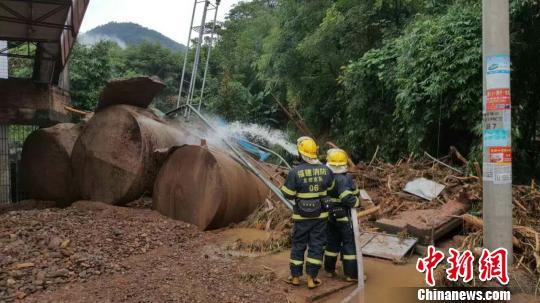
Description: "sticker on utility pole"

(486, 55), (511, 89)
(483, 162), (494, 182)
(483, 112), (504, 129)
(483, 128), (510, 147)
(493, 164), (512, 184)
(486, 88), (511, 111)
(488, 147), (511, 164)
(488, 147), (512, 184)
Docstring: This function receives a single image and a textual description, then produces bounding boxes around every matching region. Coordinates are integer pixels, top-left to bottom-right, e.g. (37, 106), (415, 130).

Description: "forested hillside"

(203, 0), (540, 182)
(67, 0), (540, 182)
(81, 22), (186, 52)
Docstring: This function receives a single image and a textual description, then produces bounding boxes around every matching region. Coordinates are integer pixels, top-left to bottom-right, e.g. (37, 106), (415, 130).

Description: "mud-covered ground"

(0, 201), (286, 303)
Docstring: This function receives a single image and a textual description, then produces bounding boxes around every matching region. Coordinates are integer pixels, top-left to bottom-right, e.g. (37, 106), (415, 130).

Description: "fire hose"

(168, 105), (364, 300)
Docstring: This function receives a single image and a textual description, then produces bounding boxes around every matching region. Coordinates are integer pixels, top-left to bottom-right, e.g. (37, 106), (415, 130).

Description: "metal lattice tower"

(177, 0), (221, 118)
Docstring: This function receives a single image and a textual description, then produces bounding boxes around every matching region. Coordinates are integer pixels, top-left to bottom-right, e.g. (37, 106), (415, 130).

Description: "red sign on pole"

(486, 88), (511, 111)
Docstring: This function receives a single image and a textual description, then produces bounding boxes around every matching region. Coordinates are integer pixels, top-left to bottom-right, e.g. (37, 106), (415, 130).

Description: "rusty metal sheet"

(97, 77), (165, 111)
(359, 232), (417, 260)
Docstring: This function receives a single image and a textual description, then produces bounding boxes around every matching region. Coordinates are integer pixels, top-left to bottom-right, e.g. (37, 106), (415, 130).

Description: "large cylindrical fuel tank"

(152, 145), (269, 230)
(71, 105), (196, 205)
(21, 123), (82, 205)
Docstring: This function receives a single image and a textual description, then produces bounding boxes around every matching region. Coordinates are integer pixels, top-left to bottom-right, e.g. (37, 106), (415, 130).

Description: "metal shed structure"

(0, 0), (89, 84)
(0, 0), (89, 203)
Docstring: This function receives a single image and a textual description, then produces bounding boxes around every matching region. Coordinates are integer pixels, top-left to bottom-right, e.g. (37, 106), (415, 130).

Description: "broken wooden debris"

(374, 199), (469, 245)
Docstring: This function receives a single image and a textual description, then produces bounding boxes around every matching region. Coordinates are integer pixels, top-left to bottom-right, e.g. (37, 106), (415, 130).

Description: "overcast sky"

(80, 0), (243, 44)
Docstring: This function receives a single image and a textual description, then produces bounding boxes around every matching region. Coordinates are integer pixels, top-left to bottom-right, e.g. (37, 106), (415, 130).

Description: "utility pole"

(482, 0), (513, 264)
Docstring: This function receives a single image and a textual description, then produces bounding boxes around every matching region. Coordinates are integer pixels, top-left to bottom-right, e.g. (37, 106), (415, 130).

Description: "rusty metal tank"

(21, 123), (82, 205)
(152, 145), (269, 230)
(71, 105), (196, 205)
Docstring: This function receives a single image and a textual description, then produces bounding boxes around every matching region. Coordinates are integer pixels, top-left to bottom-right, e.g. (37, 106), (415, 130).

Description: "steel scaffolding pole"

(176, 0), (198, 108)
(186, 0), (210, 119)
(197, 2), (219, 111)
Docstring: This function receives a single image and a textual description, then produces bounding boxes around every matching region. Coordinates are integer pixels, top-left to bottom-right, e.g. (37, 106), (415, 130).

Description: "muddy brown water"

(215, 228), (425, 302)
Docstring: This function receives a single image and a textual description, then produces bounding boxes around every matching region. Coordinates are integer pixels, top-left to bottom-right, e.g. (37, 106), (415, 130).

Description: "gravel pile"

(0, 201), (199, 301)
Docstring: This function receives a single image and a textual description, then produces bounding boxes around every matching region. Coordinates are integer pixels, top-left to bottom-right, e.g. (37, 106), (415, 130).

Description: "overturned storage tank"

(21, 123), (82, 205)
(71, 105), (196, 205)
(153, 145), (269, 230)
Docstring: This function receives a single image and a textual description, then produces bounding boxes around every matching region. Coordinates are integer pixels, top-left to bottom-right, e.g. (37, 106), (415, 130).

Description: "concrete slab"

(359, 232), (417, 260)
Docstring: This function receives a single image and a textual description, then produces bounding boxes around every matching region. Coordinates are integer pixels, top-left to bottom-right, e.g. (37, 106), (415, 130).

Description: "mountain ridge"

(81, 22), (185, 52)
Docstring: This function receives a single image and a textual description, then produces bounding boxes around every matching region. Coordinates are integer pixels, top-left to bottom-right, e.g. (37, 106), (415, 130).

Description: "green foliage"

(7, 42), (35, 78)
(393, 2), (482, 153)
(204, 0), (540, 181)
(69, 41), (183, 112)
(208, 0), (283, 125)
(69, 41), (124, 111)
(338, 1), (482, 160)
(6, 0), (535, 181)
(508, 0), (540, 181)
(338, 41), (402, 160)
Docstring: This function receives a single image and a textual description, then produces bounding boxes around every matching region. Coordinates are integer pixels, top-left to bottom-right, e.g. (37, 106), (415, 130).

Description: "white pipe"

(342, 208), (365, 303)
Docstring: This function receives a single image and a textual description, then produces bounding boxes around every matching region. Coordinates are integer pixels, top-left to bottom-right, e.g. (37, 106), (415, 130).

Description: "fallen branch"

(368, 145), (379, 167)
(271, 93), (315, 138)
(513, 198), (528, 212)
(474, 161), (482, 179)
(424, 151), (464, 175)
(450, 146), (468, 166)
(461, 214), (521, 248)
(357, 206), (380, 218)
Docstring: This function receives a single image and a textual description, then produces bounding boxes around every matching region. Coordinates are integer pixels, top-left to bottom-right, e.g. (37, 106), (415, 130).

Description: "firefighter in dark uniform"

(281, 137), (334, 289)
(323, 148), (362, 282)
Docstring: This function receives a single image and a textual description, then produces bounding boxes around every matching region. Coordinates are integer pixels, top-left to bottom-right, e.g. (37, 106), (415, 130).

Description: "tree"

(69, 41), (123, 111)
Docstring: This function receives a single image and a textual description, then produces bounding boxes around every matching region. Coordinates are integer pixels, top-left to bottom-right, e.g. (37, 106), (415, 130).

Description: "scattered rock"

(48, 237), (62, 250)
(35, 271), (46, 281)
(0, 201), (200, 299)
(47, 269), (69, 278)
(60, 239), (70, 248)
(15, 291), (26, 299)
(14, 262), (34, 269)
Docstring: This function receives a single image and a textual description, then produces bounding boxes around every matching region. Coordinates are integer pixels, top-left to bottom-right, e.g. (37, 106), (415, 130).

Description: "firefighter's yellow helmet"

(297, 137), (318, 159)
(326, 148), (348, 166)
